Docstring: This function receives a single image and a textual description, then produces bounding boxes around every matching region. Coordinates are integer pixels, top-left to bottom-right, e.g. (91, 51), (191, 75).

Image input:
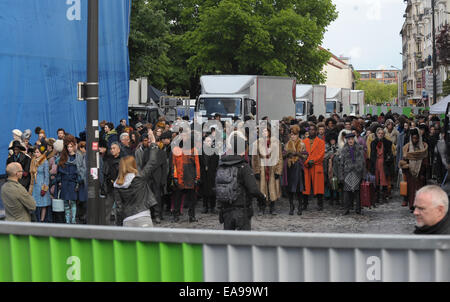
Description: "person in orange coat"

(171, 131), (201, 222)
(302, 124), (326, 211)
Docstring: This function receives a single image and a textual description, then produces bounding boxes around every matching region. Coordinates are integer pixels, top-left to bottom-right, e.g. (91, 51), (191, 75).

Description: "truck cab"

(128, 102), (163, 128)
(296, 84), (313, 121)
(196, 94), (256, 123)
(326, 87), (343, 118)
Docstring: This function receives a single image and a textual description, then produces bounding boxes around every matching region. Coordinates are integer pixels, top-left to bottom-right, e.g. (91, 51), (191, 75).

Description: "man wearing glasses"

(1, 162), (36, 222)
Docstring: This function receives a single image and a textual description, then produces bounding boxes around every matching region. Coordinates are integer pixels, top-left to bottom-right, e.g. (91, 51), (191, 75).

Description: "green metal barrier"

(0, 233), (202, 282)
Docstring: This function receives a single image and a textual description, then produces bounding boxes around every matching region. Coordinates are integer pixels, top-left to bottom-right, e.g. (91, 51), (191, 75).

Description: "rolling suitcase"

(360, 181), (371, 208)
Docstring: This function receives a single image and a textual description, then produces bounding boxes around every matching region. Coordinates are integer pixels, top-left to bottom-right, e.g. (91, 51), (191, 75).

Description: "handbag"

(400, 180), (407, 196)
(52, 187), (65, 213)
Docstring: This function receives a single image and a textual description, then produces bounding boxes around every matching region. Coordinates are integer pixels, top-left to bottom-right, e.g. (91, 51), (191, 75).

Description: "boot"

(188, 208), (198, 223)
(317, 195), (324, 211)
(297, 195), (303, 215)
(302, 195), (309, 210)
(202, 207), (209, 214)
(269, 201), (277, 215)
(289, 195), (294, 215)
(171, 210), (180, 223)
(289, 200), (294, 215)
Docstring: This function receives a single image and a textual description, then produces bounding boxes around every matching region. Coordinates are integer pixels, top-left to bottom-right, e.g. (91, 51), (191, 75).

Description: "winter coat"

(140, 143), (168, 199)
(6, 152), (31, 190)
(134, 144), (147, 172)
(75, 151), (87, 202)
(251, 137), (283, 202)
(384, 127), (399, 153)
(200, 153), (219, 197)
(30, 159), (51, 207)
(369, 138), (394, 177)
(324, 143), (339, 181)
(338, 143), (366, 191)
(302, 137), (325, 195)
(57, 154), (78, 201)
(102, 154), (120, 194)
(218, 155), (265, 208)
(113, 150), (158, 225)
(414, 212), (450, 235)
(1, 179), (36, 222)
(172, 146), (200, 190)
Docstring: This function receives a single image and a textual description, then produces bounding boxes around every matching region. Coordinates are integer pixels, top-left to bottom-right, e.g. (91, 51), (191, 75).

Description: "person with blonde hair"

(113, 155), (158, 227)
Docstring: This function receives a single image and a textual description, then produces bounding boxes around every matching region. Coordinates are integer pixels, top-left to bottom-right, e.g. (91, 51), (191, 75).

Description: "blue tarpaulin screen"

(0, 0), (130, 173)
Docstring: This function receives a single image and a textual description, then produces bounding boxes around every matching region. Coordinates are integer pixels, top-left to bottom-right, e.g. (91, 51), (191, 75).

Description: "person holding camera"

(217, 134), (266, 231)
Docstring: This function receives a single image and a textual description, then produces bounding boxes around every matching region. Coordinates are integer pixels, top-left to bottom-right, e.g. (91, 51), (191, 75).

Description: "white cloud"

(378, 65), (387, 70)
(366, 0), (382, 21)
(349, 47), (362, 59)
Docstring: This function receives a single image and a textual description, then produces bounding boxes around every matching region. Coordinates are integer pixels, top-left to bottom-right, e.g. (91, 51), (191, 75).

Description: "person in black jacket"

(102, 142), (121, 224)
(217, 134), (266, 231)
(200, 135), (219, 214)
(413, 185), (450, 234)
(370, 127), (394, 203)
(113, 155), (158, 227)
(6, 141), (31, 190)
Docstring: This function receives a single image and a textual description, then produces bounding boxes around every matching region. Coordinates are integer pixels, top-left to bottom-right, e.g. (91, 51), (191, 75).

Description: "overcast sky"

(323, 0), (406, 71)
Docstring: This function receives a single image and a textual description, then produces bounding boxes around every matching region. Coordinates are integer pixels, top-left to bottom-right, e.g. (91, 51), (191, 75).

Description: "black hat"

(345, 133), (356, 139)
(160, 131), (172, 140)
(325, 132), (338, 144)
(8, 140), (26, 151)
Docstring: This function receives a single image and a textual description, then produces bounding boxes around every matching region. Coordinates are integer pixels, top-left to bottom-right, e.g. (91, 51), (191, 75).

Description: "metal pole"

(432, 0), (437, 105)
(86, 0), (103, 225)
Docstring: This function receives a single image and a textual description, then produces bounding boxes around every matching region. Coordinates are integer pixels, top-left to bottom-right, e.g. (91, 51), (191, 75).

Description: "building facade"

(321, 47), (356, 90)
(401, 0), (449, 107)
(357, 70), (400, 84)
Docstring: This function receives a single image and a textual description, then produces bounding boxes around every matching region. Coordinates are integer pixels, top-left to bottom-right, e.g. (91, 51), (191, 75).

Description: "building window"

(384, 72), (396, 79)
(376, 72), (383, 79)
(371, 72), (377, 79)
(360, 73), (370, 79)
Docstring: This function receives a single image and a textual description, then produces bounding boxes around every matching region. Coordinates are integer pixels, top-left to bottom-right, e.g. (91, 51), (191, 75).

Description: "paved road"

(158, 189), (416, 234)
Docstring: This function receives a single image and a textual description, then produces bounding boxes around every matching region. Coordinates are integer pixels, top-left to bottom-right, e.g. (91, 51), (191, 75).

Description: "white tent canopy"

(429, 94), (450, 114)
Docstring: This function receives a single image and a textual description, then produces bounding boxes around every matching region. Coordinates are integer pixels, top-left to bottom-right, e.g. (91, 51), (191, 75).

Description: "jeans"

(64, 200), (77, 224)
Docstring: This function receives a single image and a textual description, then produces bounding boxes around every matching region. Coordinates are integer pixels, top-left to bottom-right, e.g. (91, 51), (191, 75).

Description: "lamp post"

(85, 0), (103, 225)
(391, 65), (402, 106)
(432, 0), (437, 105)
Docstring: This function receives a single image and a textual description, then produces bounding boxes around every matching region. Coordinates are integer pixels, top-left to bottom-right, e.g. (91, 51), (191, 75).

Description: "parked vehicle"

(196, 75), (296, 122)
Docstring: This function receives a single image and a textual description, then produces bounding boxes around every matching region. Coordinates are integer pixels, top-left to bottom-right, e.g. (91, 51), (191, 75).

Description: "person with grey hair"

(1, 162), (36, 222)
(119, 132), (133, 157)
(413, 185), (449, 234)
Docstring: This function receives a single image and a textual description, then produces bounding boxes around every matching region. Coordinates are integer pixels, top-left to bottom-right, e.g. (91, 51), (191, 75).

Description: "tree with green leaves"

(356, 80), (398, 105)
(130, 0), (338, 97)
(128, 0), (170, 89)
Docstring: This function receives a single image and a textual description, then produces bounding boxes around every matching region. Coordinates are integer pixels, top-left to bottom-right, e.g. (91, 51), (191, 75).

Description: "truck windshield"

(326, 101), (336, 114)
(296, 101), (305, 115)
(128, 108), (147, 124)
(198, 98), (241, 117)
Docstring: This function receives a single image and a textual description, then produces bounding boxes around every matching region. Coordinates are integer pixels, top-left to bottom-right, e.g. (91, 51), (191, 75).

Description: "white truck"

(128, 77), (164, 128)
(295, 84), (312, 121)
(325, 87), (347, 118)
(296, 84), (327, 121)
(196, 75), (296, 122)
(349, 90), (365, 116)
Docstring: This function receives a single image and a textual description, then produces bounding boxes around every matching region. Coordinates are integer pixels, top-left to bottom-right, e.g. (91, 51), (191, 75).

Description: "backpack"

(215, 165), (241, 205)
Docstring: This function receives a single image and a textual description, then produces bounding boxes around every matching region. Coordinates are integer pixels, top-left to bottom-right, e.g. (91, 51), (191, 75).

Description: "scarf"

(406, 135), (427, 178)
(349, 146), (355, 163)
(286, 138), (304, 167)
(28, 154), (47, 195)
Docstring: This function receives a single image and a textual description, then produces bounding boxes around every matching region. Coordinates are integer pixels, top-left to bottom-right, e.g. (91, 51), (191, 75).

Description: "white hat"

(12, 129), (22, 137)
(53, 139), (64, 153)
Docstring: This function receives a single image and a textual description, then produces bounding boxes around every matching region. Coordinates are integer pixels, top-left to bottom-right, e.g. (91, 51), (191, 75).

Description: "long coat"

(6, 152), (31, 190)
(200, 153), (219, 197)
(302, 137), (325, 195)
(369, 138), (394, 178)
(251, 137), (283, 202)
(338, 143), (366, 191)
(57, 155), (78, 201)
(30, 160), (51, 207)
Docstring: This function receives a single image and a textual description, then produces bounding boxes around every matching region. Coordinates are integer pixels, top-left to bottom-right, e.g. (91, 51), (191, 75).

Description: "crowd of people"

(2, 110), (450, 233)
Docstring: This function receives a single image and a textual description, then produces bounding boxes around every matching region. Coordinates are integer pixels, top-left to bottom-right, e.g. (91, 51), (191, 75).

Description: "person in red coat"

(302, 125), (326, 210)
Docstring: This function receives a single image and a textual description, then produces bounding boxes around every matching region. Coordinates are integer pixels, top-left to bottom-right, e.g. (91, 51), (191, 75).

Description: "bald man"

(413, 185), (449, 234)
(1, 162), (36, 222)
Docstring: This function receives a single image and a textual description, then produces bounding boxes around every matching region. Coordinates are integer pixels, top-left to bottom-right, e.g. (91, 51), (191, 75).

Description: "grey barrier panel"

(0, 222), (449, 282)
